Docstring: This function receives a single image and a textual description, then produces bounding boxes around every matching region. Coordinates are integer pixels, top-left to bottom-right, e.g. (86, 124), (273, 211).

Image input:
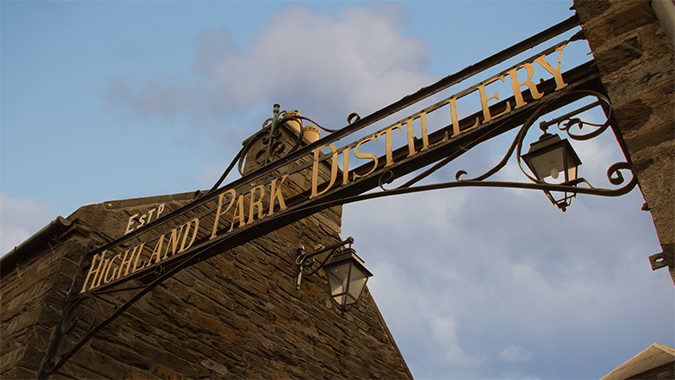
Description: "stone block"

(126, 367), (156, 379)
(154, 364), (182, 380)
(0, 346), (26, 369)
(575, 1), (657, 49)
(2, 305), (42, 337)
(190, 309), (238, 342)
(594, 36), (644, 77)
(200, 358), (229, 377)
(1, 366), (36, 379)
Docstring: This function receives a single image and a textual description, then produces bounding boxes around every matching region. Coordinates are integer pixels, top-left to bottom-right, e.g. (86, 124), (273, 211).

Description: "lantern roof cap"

(327, 248), (373, 277)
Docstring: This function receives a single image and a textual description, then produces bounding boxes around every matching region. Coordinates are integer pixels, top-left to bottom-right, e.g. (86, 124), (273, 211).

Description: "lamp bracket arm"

(295, 237), (354, 290)
(455, 92), (565, 184)
(455, 125), (521, 183)
(296, 237), (354, 269)
(296, 169), (638, 215)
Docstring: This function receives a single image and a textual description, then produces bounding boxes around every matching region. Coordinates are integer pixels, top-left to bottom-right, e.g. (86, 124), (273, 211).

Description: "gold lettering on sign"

(310, 144), (339, 199)
(405, 119), (416, 157)
(103, 253), (122, 284)
(478, 75), (512, 123)
(147, 235), (165, 267)
(534, 44), (567, 91)
(125, 214), (139, 235)
(124, 203), (166, 235)
(132, 245), (146, 273)
(81, 43), (573, 294)
(405, 112), (429, 157)
(352, 135), (378, 180)
(419, 112), (429, 151)
(376, 124), (401, 167)
(247, 185), (266, 224)
(229, 195), (246, 232)
(82, 251), (105, 293)
(180, 218), (199, 251)
(342, 147), (351, 185)
(449, 97), (480, 138)
(95, 257), (111, 288)
(507, 63), (543, 109)
(164, 224), (186, 260)
(117, 249), (134, 279)
(268, 175), (288, 215)
(118, 243), (145, 279)
(210, 189), (236, 239)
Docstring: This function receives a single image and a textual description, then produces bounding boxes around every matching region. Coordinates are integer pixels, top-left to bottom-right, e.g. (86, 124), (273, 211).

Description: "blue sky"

(1, 1), (673, 379)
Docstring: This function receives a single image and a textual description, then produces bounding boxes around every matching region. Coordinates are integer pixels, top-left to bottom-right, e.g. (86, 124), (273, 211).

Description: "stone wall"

(574, 0), (675, 283)
(1, 124), (412, 379)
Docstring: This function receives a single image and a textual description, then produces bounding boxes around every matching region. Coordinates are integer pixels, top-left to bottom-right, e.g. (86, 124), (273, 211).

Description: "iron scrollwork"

(327, 91), (637, 213)
(208, 105), (339, 194)
(452, 90), (637, 211)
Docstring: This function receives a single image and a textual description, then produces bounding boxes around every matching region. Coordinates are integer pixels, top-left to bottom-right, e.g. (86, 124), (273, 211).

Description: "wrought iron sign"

(38, 14), (638, 378)
(80, 43), (580, 295)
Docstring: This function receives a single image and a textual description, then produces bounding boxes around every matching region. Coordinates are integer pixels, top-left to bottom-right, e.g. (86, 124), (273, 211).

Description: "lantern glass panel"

(327, 262), (350, 301)
(566, 165), (578, 183)
(527, 148), (565, 181)
(347, 266), (369, 302)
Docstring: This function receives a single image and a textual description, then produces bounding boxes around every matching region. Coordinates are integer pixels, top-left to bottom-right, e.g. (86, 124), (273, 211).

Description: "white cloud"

(343, 167), (667, 379)
(0, 193), (54, 255)
(103, 3), (433, 136)
(429, 314), (485, 367)
(499, 345), (533, 363)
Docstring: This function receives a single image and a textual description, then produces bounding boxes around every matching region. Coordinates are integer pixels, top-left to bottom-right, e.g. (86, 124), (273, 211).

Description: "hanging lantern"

(324, 248), (373, 310)
(522, 133), (582, 211)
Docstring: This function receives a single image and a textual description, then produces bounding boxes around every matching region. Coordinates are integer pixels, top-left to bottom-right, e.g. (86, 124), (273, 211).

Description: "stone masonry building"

(1, 121), (413, 379)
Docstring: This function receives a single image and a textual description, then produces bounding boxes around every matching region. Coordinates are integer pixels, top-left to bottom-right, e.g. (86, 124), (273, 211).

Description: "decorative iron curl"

(261, 111), (286, 130)
(429, 90), (637, 210)
(455, 170), (469, 181)
(281, 113), (337, 134)
(378, 170), (396, 191)
(557, 117), (610, 141)
(153, 263), (165, 278)
(236, 128), (285, 176)
(59, 294), (101, 336)
(209, 105), (340, 193)
(553, 92), (612, 141)
(294, 237), (354, 291)
(607, 162), (634, 187)
(296, 245), (342, 277)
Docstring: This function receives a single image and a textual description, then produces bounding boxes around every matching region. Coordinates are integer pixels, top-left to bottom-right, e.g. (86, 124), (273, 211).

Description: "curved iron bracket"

(381, 90), (635, 212)
(207, 105), (341, 194)
(295, 237), (354, 290)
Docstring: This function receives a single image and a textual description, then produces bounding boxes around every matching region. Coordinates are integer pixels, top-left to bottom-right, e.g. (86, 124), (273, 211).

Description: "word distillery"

(80, 44), (571, 293)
